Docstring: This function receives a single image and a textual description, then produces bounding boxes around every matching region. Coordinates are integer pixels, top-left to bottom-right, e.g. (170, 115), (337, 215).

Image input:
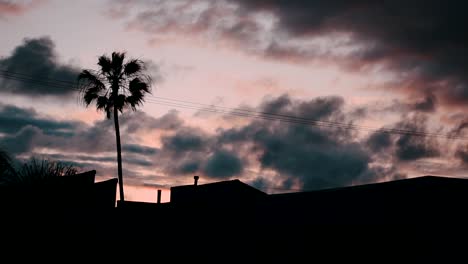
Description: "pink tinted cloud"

(0, 0), (44, 16)
(112, 0), (468, 115)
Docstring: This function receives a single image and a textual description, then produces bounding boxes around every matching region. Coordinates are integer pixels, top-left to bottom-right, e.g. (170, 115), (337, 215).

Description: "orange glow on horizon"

(121, 185), (171, 203)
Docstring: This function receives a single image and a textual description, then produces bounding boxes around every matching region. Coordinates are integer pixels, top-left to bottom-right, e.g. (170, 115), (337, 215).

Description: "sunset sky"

(1, 0), (468, 202)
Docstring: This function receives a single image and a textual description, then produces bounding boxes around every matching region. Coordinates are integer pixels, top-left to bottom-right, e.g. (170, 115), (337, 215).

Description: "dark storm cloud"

(0, 104), (164, 157)
(177, 160), (200, 174)
(230, 0), (468, 107)
(250, 177), (269, 192)
(122, 144), (158, 155)
(213, 94), (449, 188)
(203, 149), (243, 178)
(155, 127), (211, 176)
(0, 125), (42, 154)
(258, 129), (370, 190)
(0, 116), (114, 155)
(162, 156), (204, 176)
(156, 133), (244, 179)
(0, 103), (79, 136)
(161, 128), (210, 152)
(0, 36), (79, 97)
(393, 115), (440, 161)
(395, 135), (439, 161)
(368, 95), (438, 115)
(0, 97), (449, 188)
(115, 0), (468, 108)
(365, 114), (441, 162)
(366, 131), (392, 153)
(455, 146), (468, 165)
(0, 103), (185, 185)
(216, 94), (378, 190)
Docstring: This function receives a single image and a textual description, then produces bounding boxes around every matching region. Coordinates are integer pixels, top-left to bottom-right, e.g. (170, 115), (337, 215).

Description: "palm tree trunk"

(114, 107), (125, 202)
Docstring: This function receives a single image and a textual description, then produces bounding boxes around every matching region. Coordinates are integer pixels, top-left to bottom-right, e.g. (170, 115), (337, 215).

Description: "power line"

(0, 70), (78, 85)
(0, 70), (444, 136)
(147, 99), (468, 140)
(150, 96), (372, 128)
(0, 69), (466, 140)
(0, 69), (464, 139)
(145, 97), (453, 138)
(0, 71), (80, 90)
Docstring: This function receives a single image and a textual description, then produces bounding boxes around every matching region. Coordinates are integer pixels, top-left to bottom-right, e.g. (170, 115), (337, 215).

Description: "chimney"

(194, 175), (199, 186)
(157, 189), (162, 204)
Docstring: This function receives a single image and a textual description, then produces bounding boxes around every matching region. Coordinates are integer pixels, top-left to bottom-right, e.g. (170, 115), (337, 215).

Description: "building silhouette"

(115, 175), (468, 256)
(119, 175), (468, 225)
(2, 172), (467, 255)
(0, 170), (117, 240)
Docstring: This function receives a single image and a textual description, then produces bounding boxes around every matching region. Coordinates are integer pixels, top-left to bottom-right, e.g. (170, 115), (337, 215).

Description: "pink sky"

(1, 0), (468, 203)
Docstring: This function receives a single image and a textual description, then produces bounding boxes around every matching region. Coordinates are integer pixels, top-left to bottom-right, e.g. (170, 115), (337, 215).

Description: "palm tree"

(78, 52), (152, 202)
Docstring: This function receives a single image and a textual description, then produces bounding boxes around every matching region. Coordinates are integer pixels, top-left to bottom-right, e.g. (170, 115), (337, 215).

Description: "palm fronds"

(77, 51), (152, 119)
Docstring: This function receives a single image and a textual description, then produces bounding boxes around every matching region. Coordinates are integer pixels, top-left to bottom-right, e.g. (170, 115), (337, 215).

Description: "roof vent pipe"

(157, 189), (162, 204)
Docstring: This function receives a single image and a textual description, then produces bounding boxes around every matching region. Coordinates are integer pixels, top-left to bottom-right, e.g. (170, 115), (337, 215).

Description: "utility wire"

(147, 98), (410, 133)
(0, 71), (80, 90)
(0, 69), (466, 140)
(0, 70), (78, 85)
(145, 97), (452, 138)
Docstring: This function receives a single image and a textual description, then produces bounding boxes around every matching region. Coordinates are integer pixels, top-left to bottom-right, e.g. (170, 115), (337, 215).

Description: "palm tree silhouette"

(78, 52), (152, 202)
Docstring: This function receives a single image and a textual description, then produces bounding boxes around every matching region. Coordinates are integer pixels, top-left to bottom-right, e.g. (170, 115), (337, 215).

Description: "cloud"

(37, 152), (154, 168)
(365, 113), (441, 162)
(393, 115), (440, 161)
(0, 103), (164, 184)
(0, 103), (79, 136)
(122, 110), (183, 133)
(217, 95), (374, 189)
(395, 135), (439, 161)
(0, 125), (42, 154)
(455, 146), (468, 165)
(410, 94), (437, 113)
(366, 131), (392, 153)
(176, 159), (200, 175)
(112, 0), (468, 110)
(154, 95), (359, 185)
(122, 144), (158, 155)
(155, 127), (211, 176)
(111, 0), (275, 53)
(0, 103), (167, 157)
(0, 103), (83, 154)
(161, 127), (210, 152)
(0, 96), (454, 190)
(230, 0), (468, 109)
(0, 116), (114, 155)
(0, 36), (79, 97)
(0, 0), (43, 17)
(203, 149), (243, 178)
